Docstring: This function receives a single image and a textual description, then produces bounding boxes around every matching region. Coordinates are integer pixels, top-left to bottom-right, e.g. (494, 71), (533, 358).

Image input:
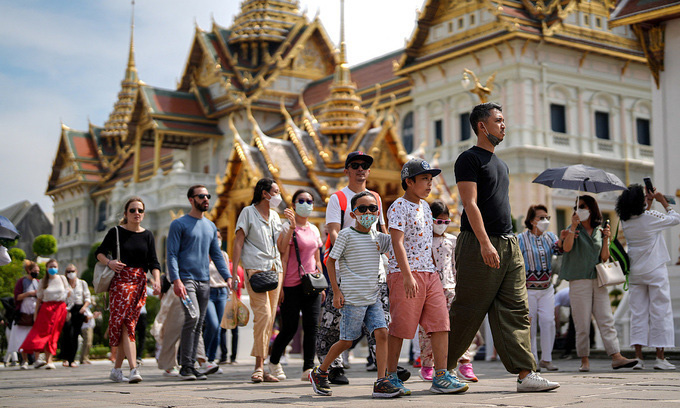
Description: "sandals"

(251, 369), (264, 383)
(251, 369), (280, 383)
(612, 358), (638, 370)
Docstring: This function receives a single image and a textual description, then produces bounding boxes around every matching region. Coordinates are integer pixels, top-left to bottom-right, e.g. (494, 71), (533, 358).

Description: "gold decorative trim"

(609, 5), (680, 28)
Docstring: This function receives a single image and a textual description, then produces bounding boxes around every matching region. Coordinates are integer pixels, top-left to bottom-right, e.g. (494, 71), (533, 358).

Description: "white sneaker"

(162, 367), (180, 377)
(517, 372), (560, 392)
(268, 362), (286, 380)
(110, 368), (129, 383)
(34, 360), (46, 369)
(633, 359), (645, 370)
(198, 361), (219, 375)
(654, 358), (676, 370)
(301, 368), (312, 381)
(129, 367), (143, 383)
(44, 363), (56, 370)
(20, 362), (29, 370)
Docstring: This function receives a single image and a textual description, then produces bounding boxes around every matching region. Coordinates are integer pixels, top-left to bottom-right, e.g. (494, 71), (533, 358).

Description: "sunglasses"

(538, 216), (551, 221)
(353, 204), (379, 213)
(348, 162), (370, 170)
(128, 208), (144, 214)
(297, 199), (313, 205)
(432, 218), (451, 225)
(574, 204), (587, 210)
(65, 270), (76, 273)
(193, 194), (211, 200)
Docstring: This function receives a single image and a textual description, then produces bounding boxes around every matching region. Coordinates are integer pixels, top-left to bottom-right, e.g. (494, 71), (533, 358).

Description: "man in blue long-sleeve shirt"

(167, 185), (232, 381)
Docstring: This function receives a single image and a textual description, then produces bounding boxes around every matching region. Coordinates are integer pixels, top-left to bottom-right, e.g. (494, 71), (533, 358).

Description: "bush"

(33, 234), (57, 258)
(8, 248), (26, 262)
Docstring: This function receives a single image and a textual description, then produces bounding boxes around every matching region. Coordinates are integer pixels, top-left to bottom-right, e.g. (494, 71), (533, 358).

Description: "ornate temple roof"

(610, 0), (680, 26)
(397, 0), (645, 74)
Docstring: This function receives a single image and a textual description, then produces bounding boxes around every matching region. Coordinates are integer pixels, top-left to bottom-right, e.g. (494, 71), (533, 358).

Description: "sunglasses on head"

(128, 208), (144, 214)
(193, 194), (211, 200)
(538, 216), (551, 221)
(432, 218), (451, 225)
(348, 162), (370, 170)
(354, 204), (379, 213)
(297, 199), (313, 205)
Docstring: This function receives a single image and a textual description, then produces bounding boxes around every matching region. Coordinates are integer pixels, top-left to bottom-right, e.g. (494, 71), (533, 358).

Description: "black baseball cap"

(401, 158), (441, 180)
(344, 151), (374, 168)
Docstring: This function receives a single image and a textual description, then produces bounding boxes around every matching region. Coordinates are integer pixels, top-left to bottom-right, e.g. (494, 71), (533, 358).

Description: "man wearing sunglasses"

(318, 151), (389, 385)
(167, 185), (232, 381)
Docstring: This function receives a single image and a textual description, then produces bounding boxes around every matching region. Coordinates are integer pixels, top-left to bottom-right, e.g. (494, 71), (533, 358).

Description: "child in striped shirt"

(309, 191), (400, 399)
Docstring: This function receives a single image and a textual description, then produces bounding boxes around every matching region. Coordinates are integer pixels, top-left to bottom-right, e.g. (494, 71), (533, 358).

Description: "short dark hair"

(292, 189), (314, 204)
(576, 195), (602, 228)
(187, 185), (206, 199)
(430, 199), (449, 219)
(469, 102), (502, 136)
(251, 178), (276, 205)
(524, 204), (548, 229)
(351, 191), (375, 209)
(615, 184), (646, 221)
(401, 177), (415, 191)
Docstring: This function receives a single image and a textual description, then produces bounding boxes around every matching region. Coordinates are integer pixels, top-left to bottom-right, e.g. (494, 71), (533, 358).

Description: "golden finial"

(461, 69), (496, 103)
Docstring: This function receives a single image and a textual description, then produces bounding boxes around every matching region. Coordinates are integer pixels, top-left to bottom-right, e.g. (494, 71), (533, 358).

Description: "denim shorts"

(339, 299), (387, 341)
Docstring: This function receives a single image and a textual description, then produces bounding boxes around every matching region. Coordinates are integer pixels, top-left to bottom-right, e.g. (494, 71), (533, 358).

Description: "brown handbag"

(16, 312), (34, 326)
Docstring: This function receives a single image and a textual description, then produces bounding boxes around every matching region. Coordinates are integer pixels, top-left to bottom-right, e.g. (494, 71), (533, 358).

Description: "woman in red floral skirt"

(96, 197), (160, 383)
(20, 258), (70, 369)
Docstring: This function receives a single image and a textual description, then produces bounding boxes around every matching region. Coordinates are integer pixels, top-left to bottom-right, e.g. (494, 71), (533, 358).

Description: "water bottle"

(182, 296), (197, 319)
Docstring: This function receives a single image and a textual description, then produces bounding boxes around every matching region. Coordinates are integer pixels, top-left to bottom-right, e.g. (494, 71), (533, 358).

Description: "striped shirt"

(517, 230), (559, 289)
(329, 227), (392, 306)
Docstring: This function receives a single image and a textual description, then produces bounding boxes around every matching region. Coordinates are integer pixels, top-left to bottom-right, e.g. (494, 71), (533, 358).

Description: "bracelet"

(107, 260), (112, 268)
(567, 229), (575, 234)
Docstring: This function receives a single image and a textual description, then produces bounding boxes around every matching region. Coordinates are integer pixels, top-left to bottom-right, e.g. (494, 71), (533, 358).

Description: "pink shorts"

(387, 271), (450, 339)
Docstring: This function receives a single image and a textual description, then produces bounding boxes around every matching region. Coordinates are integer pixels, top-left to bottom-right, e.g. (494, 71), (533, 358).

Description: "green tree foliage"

(8, 248), (26, 262)
(0, 257), (24, 298)
(80, 242), (101, 286)
(33, 234), (58, 258)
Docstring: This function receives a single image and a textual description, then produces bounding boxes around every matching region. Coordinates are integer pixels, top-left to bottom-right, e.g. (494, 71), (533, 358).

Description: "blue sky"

(0, 0), (422, 217)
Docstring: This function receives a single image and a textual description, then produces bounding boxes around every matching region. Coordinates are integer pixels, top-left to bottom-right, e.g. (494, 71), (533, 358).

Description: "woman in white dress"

(616, 184), (680, 370)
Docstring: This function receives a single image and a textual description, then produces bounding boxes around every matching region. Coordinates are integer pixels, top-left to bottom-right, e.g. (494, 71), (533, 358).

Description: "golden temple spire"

(101, 0), (139, 143)
(318, 0), (366, 147)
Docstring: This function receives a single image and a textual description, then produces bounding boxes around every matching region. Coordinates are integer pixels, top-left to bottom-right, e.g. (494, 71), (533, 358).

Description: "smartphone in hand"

(643, 177), (654, 193)
(603, 219), (610, 229)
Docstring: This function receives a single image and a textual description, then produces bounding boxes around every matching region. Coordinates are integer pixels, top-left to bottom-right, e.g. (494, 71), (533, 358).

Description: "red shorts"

(387, 271), (450, 339)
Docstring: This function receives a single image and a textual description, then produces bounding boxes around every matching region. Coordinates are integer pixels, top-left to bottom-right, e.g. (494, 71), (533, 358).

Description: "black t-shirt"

(95, 226), (161, 272)
(454, 146), (513, 235)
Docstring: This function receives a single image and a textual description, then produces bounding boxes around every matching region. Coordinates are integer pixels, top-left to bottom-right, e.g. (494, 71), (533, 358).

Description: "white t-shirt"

(387, 197), (436, 274)
(38, 275), (70, 302)
(0, 246), (10, 266)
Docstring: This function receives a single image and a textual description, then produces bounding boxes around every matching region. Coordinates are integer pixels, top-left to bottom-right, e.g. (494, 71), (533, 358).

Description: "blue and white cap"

(400, 158), (441, 181)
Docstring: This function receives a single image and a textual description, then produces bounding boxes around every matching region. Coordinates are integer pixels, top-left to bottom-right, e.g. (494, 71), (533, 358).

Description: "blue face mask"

(47, 267), (58, 276)
(356, 214), (378, 229)
(295, 202), (313, 217)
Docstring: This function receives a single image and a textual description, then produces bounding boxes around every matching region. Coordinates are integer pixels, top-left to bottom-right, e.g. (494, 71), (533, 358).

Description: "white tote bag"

(596, 260), (625, 287)
(93, 226), (119, 293)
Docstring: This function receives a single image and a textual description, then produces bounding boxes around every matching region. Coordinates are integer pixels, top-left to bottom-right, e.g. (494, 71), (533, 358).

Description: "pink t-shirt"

(282, 222), (322, 287)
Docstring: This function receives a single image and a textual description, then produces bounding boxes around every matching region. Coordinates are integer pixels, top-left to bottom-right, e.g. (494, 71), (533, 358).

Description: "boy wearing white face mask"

(517, 205), (561, 372)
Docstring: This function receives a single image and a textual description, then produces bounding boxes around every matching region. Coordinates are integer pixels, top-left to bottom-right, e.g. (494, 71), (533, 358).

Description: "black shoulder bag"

(293, 229), (328, 296)
(247, 218), (279, 293)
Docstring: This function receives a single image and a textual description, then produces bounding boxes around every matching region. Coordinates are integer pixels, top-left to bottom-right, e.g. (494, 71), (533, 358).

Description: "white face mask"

(433, 224), (448, 235)
(217, 239), (223, 248)
(576, 208), (590, 222)
(66, 272), (76, 280)
(536, 219), (550, 233)
(267, 193), (282, 208)
(295, 202), (313, 217)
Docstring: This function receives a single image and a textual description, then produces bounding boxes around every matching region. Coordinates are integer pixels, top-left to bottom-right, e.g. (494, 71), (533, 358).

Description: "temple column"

(154, 132), (164, 173)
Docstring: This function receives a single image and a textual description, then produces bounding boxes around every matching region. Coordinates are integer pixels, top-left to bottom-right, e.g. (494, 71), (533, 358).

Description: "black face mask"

(31, 272), (39, 279)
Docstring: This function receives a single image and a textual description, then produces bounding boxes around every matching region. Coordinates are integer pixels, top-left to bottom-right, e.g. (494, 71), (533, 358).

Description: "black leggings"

(59, 304), (85, 364)
(269, 284), (321, 370)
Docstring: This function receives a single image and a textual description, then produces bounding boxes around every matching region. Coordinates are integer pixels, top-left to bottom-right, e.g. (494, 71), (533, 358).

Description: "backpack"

(609, 221), (631, 289)
(322, 189), (382, 265)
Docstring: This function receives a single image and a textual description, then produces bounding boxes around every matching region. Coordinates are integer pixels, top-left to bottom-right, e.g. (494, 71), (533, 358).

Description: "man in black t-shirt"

(447, 103), (559, 392)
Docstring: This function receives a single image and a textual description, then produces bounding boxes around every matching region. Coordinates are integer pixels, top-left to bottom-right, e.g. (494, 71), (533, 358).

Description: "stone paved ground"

(1, 355), (679, 407)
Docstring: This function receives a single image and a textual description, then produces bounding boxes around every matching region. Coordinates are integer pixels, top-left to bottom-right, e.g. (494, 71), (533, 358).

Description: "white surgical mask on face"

(536, 219), (550, 233)
(433, 224), (448, 235)
(576, 208), (590, 222)
(267, 193), (282, 208)
(66, 272), (76, 280)
(295, 202), (313, 217)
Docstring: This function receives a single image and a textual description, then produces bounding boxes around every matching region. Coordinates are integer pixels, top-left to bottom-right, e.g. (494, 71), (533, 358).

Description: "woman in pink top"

(268, 189), (324, 381)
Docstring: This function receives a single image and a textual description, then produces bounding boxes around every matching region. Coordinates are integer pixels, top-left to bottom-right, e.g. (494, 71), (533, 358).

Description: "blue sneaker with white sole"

(430, 370), (469, 394)
(388, 372), (411, 395)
